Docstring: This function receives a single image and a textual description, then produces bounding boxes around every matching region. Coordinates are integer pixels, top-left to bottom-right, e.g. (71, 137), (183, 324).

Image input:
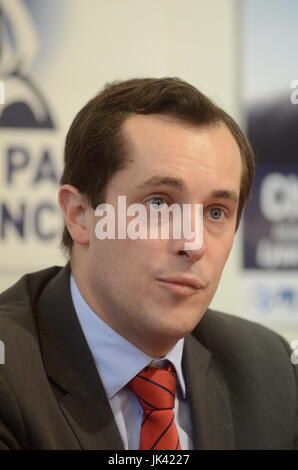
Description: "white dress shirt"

(70, 274), (194, 450)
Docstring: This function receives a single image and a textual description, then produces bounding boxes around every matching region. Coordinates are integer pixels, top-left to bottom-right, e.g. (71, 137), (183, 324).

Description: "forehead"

(116, 114), (242, 196)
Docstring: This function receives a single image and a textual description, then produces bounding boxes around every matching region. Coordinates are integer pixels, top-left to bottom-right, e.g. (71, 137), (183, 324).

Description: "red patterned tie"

(127, 363), (182, 450)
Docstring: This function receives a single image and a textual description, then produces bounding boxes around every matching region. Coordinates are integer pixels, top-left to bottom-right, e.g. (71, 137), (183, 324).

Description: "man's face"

(84, 114), (242, 356)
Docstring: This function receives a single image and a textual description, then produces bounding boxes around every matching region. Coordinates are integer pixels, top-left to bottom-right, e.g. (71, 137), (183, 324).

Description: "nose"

(175, 202), (205, 262)
(171, 227), (205, 263)
(177, 239), (205, 262)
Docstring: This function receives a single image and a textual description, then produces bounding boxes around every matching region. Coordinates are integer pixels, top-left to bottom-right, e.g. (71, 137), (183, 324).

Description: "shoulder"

(198, 307), (285, 340)
(0, 266), (64, 377)
(193, 308), (297, 386)
(0, 266), (63, 334)
(196, 308), (292, 357)
(0, 266), (63, 312)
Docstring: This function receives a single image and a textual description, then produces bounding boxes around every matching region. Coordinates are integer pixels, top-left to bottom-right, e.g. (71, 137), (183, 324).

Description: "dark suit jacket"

(0, 265), (297, 450)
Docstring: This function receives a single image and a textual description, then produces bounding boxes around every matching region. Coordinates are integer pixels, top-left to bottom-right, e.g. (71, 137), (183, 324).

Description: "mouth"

(156, 276), (205, 296)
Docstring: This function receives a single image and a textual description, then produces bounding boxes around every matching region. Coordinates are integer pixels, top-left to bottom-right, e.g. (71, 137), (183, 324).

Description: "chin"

(153, 315), (200, 343)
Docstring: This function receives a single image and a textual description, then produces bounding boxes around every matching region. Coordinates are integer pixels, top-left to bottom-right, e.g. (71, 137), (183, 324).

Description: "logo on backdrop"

(0, 0), (54, 128)
(0, 0), (67, 244)
(243, 166), (298, 270)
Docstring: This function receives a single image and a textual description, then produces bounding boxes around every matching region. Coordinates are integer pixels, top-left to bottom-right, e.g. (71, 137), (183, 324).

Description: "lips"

(157, 275), (205, 290)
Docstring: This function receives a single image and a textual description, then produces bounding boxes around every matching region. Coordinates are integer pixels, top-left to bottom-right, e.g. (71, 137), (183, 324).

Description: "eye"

(206, 207), (227, 220)
(147, 197), (169, 210)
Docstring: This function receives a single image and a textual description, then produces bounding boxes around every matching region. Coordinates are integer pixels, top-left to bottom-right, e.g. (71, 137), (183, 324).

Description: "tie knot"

(127, 363), (177, 411)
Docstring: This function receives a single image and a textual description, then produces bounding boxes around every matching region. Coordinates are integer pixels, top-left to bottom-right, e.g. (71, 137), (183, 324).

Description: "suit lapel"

(37, 265), (124, 450)
(183, 332), (235, 450)
(58, 362), (124, 450)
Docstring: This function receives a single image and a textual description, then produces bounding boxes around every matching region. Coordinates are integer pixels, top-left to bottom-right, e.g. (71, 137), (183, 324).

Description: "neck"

(70, 255), (180, 359)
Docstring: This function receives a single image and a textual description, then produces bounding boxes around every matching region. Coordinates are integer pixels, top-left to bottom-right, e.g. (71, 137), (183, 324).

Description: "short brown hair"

(60, 77), (255, 255)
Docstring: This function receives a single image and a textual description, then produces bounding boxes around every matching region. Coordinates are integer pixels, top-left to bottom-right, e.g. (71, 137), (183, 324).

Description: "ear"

(58, 185), (90, 246)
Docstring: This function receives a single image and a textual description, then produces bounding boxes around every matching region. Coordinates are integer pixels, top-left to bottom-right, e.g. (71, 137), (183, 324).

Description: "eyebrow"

(136, 175), (185, 192)
(210, 189), (239, 205)
(136, 175), (239, 204)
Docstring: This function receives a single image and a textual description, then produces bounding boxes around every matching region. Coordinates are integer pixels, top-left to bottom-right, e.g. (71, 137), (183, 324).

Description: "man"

(0, 77), (297, 450)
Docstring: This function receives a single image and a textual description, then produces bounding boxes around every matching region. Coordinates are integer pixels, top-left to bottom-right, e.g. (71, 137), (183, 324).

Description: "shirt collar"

(70, 274), (186, 399)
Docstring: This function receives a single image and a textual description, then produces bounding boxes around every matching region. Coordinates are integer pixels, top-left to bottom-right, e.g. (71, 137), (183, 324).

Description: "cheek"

(96, 239), (158, 272)
(130, 238), (168, 257)
(209, 236), (234, 274)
